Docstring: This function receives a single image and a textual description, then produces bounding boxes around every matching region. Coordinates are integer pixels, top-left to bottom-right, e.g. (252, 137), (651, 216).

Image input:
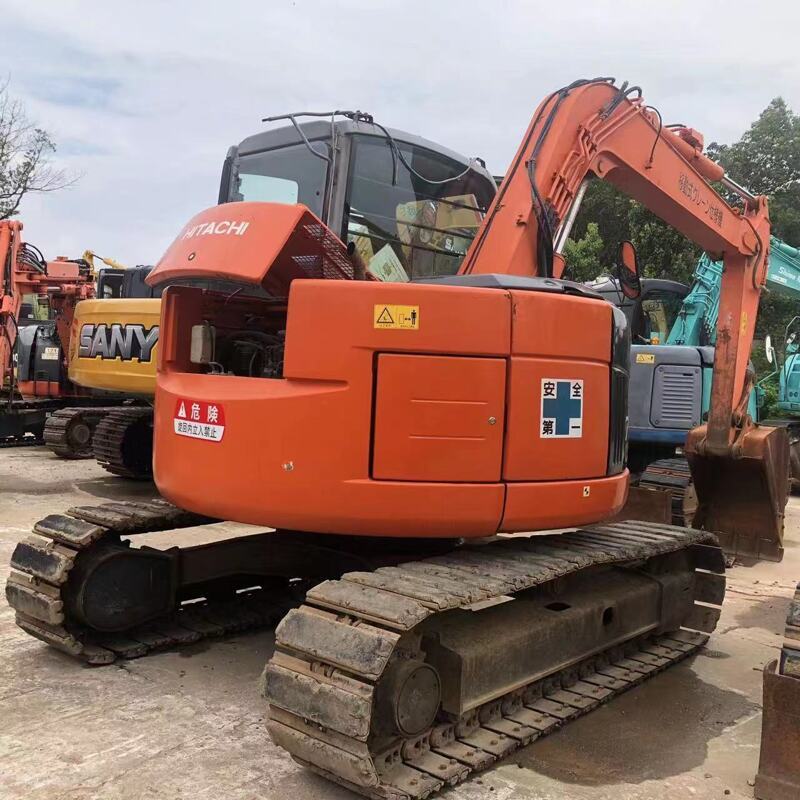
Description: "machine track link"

(93, 406), (154, 480)
(0, 395), (61, 446)
(264, 522), (725, 799)
(638, 457), (697, 527)
(43, 407), (121, 459)
(5, 498), (291, 665)
(0, 436), (41, 449)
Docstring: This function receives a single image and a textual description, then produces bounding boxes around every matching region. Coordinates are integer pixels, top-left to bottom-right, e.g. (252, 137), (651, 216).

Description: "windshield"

(343, 135), (496, 281)
(231, 142), (329, 217)
(595, 283), (685, 344)
(18, 293), (53, 324)
(639, 290), (684, 344)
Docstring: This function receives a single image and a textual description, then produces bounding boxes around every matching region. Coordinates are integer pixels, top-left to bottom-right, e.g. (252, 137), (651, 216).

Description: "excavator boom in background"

(5, 79), (788, 799)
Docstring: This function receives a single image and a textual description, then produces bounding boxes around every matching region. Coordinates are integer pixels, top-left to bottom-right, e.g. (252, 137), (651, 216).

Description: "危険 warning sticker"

(540, 379), (583, 438)
(174, 398), (225, 442)
(373, 304), (419, 330)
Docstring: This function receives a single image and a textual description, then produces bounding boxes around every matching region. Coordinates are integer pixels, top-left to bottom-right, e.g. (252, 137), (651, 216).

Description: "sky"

(4, 0), (800, 265)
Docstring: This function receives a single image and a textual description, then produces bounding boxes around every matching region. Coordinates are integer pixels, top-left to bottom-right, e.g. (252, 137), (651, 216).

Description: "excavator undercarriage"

(6, 498), (724, 795)
(265, 523), (724, 798)
(43, 405), (154, 478)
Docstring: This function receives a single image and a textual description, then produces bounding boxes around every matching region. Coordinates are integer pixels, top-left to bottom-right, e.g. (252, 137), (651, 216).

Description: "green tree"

(708, 98), (800, 244)
(566, 180), (632, 269)
(562, 222), (605, 282)
(707, 98), (800, 360)
(0, 80), (70, 219)
(564, 178), (700, 283)
(627, 203), (699, 285)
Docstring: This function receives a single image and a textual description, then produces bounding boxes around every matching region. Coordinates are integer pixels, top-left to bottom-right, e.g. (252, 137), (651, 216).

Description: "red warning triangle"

(178, 402), (187, 418)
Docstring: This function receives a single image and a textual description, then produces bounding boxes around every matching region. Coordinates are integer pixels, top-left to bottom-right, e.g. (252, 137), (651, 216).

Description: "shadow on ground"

(513, 660), (757, 786)
(76, 477), (158, 501)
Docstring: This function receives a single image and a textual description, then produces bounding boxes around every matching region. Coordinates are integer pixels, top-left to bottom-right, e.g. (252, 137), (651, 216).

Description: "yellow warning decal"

(373, 304), (420, 330)
(635, 353), (655, 364)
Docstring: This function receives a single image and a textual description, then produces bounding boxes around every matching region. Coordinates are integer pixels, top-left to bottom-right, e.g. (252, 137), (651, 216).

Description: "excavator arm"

(462, 77), (770, 455)
(460, 78), (785, 560)
(1, 221), (25, 389)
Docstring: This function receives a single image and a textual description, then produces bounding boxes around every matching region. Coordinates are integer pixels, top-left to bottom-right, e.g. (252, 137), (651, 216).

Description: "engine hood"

(147, 201), (353, 297)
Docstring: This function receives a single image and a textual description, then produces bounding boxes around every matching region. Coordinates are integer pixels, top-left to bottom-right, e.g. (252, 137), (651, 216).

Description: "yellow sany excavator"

(43, 265), (162, 477)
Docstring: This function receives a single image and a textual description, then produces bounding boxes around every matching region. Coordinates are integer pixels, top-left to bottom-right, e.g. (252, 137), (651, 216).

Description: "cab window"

(638, 290), (684, 344)
(18, 293), (52, 322)
(343, 135), (495, 281)
(232, 142), (329, 217)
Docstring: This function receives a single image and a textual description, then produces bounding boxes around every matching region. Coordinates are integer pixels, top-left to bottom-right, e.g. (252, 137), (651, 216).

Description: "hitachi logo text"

(79, 324), (159, 362)
(182, 220), (250, 239)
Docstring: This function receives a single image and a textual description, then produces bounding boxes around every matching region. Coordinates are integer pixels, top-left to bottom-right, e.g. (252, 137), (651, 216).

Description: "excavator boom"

(458, 78), (785, 561)
(463, 78), (769, 447)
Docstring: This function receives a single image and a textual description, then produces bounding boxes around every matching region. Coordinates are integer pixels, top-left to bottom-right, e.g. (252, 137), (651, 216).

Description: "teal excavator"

(590, 236), (800, 562)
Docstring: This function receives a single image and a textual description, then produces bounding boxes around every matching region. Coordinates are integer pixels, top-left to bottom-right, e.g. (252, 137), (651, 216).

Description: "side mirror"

(617, 240), (641, 300)
(765, 334), (775, 365)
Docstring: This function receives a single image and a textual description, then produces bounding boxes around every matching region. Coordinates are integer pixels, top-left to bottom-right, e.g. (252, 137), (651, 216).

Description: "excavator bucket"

(685, 424), (790, 563)
(610, 485), (671, 525)
(754, 584), (800, 800)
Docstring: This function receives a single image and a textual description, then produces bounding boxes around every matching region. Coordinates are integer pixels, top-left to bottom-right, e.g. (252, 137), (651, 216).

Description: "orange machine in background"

(0, 219), (98, 442)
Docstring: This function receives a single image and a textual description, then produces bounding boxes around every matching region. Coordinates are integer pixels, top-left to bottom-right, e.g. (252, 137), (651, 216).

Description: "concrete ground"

(0, 447), (797, 800)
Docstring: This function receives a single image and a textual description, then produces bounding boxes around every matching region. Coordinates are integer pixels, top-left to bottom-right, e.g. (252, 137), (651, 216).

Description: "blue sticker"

(541, 379), (583, 438)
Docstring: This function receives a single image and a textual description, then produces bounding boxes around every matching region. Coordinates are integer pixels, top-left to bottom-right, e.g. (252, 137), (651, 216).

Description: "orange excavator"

(0, 219), (111, 444)
(6, 79), (787, 798)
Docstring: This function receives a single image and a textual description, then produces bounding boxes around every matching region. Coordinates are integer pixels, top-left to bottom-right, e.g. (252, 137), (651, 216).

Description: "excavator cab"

(590, 276), (688, 347)
(218, 116), (498, 281)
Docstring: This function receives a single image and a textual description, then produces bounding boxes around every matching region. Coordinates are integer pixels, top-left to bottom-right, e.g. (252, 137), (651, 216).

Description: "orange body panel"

(504, 291), (611, 481)
(154, 277), (626, 537)
(154, 203), (354, 297)
(502, 474), (628, 531)
(504, 358), (609, 481)
(373, 354), (506, 482)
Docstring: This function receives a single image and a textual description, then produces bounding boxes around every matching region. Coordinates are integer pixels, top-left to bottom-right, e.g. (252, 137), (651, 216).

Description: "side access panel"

(629, 345), (703, 438)
(373, 354), (506, 482)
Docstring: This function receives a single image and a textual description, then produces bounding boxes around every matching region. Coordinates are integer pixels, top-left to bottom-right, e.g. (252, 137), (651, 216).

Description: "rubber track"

(0, 437), (41, 448)
(43, 407), (118, 459)
(638, 457), (695, 526)
(92, 407), (153, 479)
(5, 499), (292, 665)
(0, 396), (58, 446)
(265, 521), (725, 799)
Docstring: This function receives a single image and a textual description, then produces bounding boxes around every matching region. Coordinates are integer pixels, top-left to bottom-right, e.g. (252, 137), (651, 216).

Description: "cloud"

(4, 0), (800, 264)
(26, 76), (121, 111)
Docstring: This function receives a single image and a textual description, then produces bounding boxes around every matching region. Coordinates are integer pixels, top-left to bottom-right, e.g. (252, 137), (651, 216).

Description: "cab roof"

(230, 118), (495, 185)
